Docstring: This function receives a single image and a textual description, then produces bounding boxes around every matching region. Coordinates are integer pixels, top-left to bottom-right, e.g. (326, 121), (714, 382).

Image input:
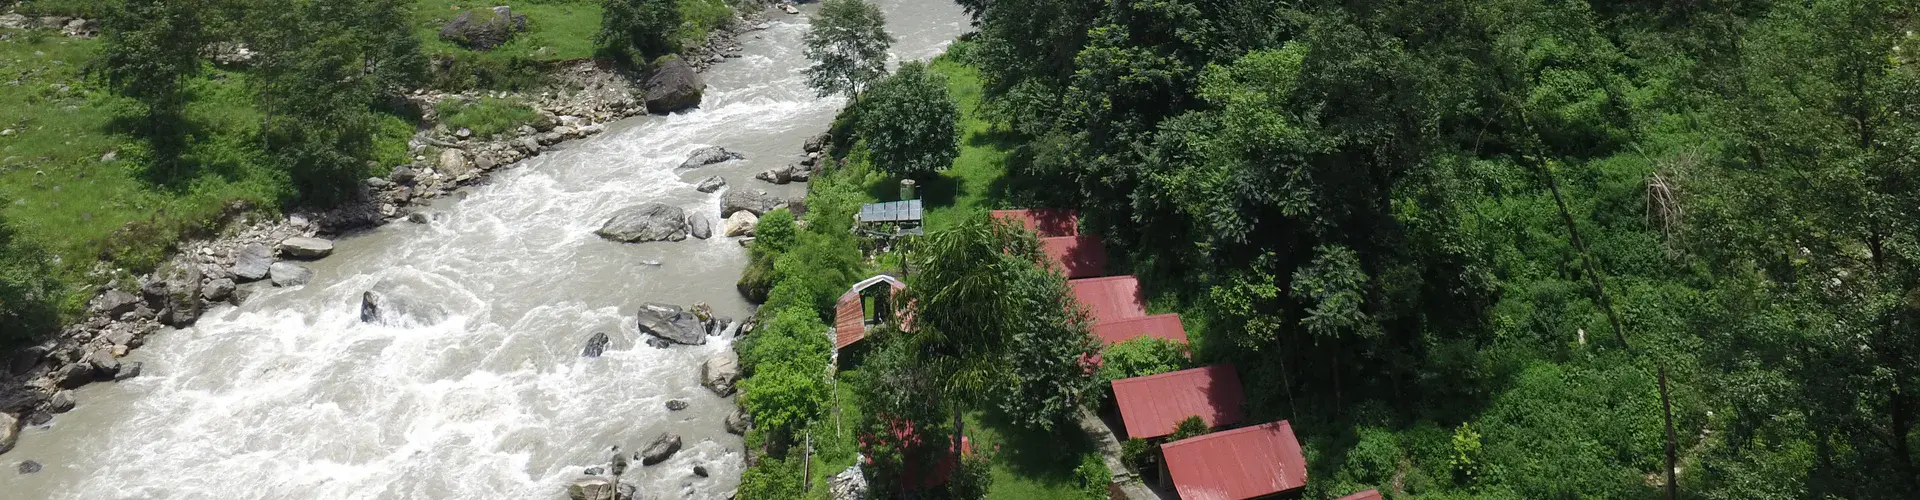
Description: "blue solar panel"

(858, 199), (924, 223)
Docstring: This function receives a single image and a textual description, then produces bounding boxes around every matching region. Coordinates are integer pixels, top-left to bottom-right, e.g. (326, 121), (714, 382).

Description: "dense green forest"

(734, 0), (1920, 498)
(0, 0), (731, 343)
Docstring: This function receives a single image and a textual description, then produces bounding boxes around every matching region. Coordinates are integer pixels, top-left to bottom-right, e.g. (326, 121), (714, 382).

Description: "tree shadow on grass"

(104, 112), (252, 192)
(973, 410), (1100, 484)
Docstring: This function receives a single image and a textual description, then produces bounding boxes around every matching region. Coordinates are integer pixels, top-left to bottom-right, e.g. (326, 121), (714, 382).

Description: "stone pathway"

(1077, 409), (1173, 500)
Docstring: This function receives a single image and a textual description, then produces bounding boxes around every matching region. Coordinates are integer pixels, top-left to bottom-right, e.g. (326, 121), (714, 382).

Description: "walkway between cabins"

(1079, 408), (1175, 500)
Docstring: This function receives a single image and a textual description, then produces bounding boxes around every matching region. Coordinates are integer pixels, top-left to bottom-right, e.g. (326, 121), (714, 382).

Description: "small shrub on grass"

(435, 97), (540, 137)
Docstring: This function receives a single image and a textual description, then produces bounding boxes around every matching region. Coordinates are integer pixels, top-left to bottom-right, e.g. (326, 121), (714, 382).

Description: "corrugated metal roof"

(1091, 313), (1188, 345)
(834, 275), (906, 349)
(991, 209), (1079, 237)
(1068, 276), (1148, 325)
(1334, 489), (1383, 500)
(1111, 364), (1245, 440)
(1040, 235), (1108, 279)
(1162, 421), (1308, 500)
(860, 200), (924, 223)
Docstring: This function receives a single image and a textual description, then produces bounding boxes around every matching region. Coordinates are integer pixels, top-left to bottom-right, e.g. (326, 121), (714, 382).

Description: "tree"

(857, 61), (959, 177)
(0, 215), (57, 346)
(598, 0), (682, 63)
(97, 0), (212, 179)
(802, 0), (893, 99)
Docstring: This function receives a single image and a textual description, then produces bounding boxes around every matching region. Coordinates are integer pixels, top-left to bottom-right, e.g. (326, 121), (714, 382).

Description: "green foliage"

(738, 306), (831, 374)
(801, 0), (892, 98)
(754, 208), (798, 254)
(1096, 337), (1188, 384)
(434, 97), (539, 138)
(0, 216), (58, 346)
(740, 362), (830, 434)
(1072, 452), (1110, 500)
(1168, 415), (1209, 442)
(856, 61), (959, 177)
(597, 0), (681, 63)
(737, 454), (806, 500)
(1119, 438), (1152, 474)
(1449, 422), (1482, 487)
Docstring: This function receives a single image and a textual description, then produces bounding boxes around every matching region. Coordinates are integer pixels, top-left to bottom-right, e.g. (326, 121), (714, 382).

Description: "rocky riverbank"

(0, 6), (779, 456)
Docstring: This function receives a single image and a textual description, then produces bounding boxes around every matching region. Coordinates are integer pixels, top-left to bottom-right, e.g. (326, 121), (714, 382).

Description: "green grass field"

(857, 56), (1020, 233)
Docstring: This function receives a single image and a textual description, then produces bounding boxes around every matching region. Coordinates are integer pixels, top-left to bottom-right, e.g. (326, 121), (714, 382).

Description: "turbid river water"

(2, 3), (964, 498)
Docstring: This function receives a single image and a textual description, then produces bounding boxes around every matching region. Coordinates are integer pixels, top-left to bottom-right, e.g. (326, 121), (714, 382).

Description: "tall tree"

(97, 0), (212, 179)
(802, 0), (893, 99)
(857, 61), (959, 178)
(597, 0), (683, 63)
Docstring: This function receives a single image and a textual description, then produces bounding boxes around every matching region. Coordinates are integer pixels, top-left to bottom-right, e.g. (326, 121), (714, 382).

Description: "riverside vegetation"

(731, 0), (1920, 499)
(0, 0), (751, 347)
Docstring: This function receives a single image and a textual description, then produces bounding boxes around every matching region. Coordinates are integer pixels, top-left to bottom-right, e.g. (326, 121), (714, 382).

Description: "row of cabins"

(832, 207), (1379, 500)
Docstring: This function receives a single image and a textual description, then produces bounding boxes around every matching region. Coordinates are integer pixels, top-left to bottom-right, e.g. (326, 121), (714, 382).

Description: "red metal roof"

(1091, 313), (1188, 345)
(1335, 489), (1383, 500)
(834, 275), (906, 349)
(1068, 276), (1148, 325)
(1040, 235), (1108, 279)
(1162, 421), (1309, 500)
(991, 209), (1079, 238)
(1111, 364), (1244, 440)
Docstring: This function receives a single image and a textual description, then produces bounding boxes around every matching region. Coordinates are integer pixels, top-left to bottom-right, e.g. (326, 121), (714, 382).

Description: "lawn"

(410, 0), (733, 90)
(859, 54), (1021, 232)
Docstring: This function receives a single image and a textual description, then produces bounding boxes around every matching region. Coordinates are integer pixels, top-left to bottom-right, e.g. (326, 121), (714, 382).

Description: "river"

(1, 2), (965, 498)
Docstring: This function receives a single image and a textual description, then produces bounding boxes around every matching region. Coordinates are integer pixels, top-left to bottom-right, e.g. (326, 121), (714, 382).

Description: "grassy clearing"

(859, 55), (1018, 232)
(14, 0), (116, 18)
(411, 0), (733, 89)
(436, 97), (539, 137)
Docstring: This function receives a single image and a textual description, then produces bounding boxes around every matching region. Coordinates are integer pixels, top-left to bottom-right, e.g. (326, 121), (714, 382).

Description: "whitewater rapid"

(1, 2), (966, 498)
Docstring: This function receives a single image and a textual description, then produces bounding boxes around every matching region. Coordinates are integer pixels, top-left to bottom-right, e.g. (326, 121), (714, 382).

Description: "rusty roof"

(1068, 276), (1148, 325)
(1162, 421), (1309, 500)
(1335, 489), (1383, 500)
(1111, 364), (1245, 440)
(834, 275), (906, 349)
(1040, 235), (1108, 279)
(991, 209), (1079, 238)
(1091, 313), (1188, 345)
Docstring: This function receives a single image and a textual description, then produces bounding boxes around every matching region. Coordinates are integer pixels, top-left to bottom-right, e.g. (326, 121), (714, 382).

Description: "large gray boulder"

(644, 56), (705, 113)
(278, 237), (334, 259)
(566, 477), (635, 500)
(804, 132), (830, 153)
(687, 214), (715, 240)
(202, 278), (236, 303)
(0, 412), (16, 455)
(754, 165), (795, 185)
(694, 175), (727, 193)
(582, 332), (611, 358)
(595, 203), (688, 243)
(156, 264), (203, 327)
(231, 243), (273, 282)
(640, 433), (682, 466)
(48, 390), (74, 414)
(701, 353), (740, 396)
(437, 6), (529, 50)
(92, 289), (141, 317)
(635, 303), (706, 346)
(86, 349), (121, 380)
(725, 408), (750, 435)
(677, 147), (744, 170)
(721, 188), (783, 218)
(269, 262), (313, 287)
(723, 212), (759, 238)
(55, 363), (93, 389)
(360, 288), (449, 327)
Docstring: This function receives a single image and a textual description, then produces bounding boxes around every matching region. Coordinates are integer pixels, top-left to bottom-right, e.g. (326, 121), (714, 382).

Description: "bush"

(1169, 415), (1209, 441)
(738, 306), (831, 374)
(737, 454), (806, 500)
(1097, 336), (1189, 384)
(597, 0), (681, 63)
(0, 217), (59, 347)
(1074, 453), (1112, 500)
(739, 362), (830, 435)
(1120, 438), (1153, 474)
(435, 97), (540, 137)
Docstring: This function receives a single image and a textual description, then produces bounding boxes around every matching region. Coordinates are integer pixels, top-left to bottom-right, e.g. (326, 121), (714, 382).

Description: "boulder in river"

(155, 264), (202, 327)
(113, 362), (143, 382)
(724, 212), (759, 238)
(635, 303), (707, 346)
(269, 262), (313, 287)
(701, 353), (740, 396)
(202, 278), (236, 303)
(677, 146), (744, 170)
(644, 56), (705, 114)
(687, 213), (715, 240)
(754, 165), (795, 185)
(721, 188), (783, 218)
(725, 408), (751, 435)
(640, 433), (682, 465)
(47, 391), (74, 414)
(86, 349), (120, 380)
(231, 243), (273, 282)
(438, 6), (529, 51)
(566, 477), (635, 500)
(18, 459), (40, 474)
(595, 203), (689, 243)
(360, 288), (449, 327)
(55, 363), (92, 389)
(694, 175), (727, 193)
(804, 132), (830, 153)
(666, 399), (689, 411)
(0, 412), (17, 455)
(582, 332), (611, 358)
(278, 237), (334, 259)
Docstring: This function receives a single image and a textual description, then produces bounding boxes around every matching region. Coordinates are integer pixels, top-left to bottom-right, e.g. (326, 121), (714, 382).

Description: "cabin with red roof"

(991, 209), (1079, 238)
(1092, 313), (1188, 346)
(1068, 276), (1148, 325)
(834, 275), (906, 351)
(1111, 364), (1245, 440)
(1040, 235), (1108, 279)
(1161, 420), (1309, 500)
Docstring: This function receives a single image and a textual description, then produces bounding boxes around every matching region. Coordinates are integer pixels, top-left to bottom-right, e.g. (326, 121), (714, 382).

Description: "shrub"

(737, 454), (806, 500)
(436, 97), (540, 137)
(1169, 415), (1209, 441)
(739, 362), (830, 435)
(597, 0), (681, 63)
(0, 217), (59, 347)
(738, 306), (831, 374)
(1097, 336), (1189, 384)
(1074, 453), (1112, 500)
(1120, 438), (1153, 474)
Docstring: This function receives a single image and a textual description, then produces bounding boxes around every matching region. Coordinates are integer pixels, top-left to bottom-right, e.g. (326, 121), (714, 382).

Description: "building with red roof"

(1111, 364), (1245, 440)
(834, 275), (906, 350)
(1068, 276), (1148, 325)
(1161, 421), (1309, 500)
(1040, 235), (1108, 279)
(991, 209), (1079, 238)
(1091, 313), (1188, 346)
(1334, 489), (1383, 500)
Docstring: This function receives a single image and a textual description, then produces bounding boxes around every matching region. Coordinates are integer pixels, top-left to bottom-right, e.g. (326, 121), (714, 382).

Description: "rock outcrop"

(231, 243), (273, 282)
(701, 354), (739, 396)
(152, 264), (203, 327)
(687, 214), (715, 240)
(566, 477), (635, 500)
(277, 237), (335, 259)
(694, 175), (727, 193)
(724, 212), (759, 237)
(269, 262), (313, 287)
(0, 412), (16, 455)
(582, 332), (611, 358)
(635, 303), (707, 346)
(644, 56), (705, 113)
(678, 146), (744, 170)
(437, 6), (529, 50)
(640, 433), (682, 465)
(595, 203), (689, 243)
(721, 189), (783, 218)
(725, 408), (750, 435)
